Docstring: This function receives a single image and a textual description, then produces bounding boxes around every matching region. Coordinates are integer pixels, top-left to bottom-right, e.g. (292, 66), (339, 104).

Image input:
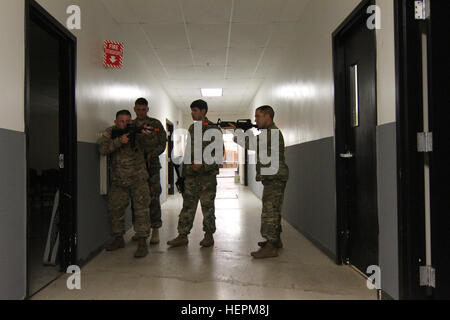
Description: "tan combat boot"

(167, 234), (188, 247)
(258, 238), (283, 249)
(199, 232), (214, 248)
(251, 241), (279, 259)
(150, 228), (160, 245)
(134, 238), (149, 258)
(105, 235), (125, 251)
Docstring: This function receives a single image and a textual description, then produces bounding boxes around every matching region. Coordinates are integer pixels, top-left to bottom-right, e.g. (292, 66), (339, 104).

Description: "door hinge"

(420, 265), (436, 288)
(59, 154), (65, 169)
(417, 132), (433, 152)
(415, 0), (430, 20)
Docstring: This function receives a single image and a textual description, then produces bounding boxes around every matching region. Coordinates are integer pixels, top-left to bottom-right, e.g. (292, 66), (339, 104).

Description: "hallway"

(33, 174), (376, 300)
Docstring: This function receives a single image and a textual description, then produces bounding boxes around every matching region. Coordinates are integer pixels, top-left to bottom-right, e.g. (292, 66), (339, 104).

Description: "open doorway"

(25, 0), (77, 297)
(218, 133), (238, 179)
(333, 0), (379, 274)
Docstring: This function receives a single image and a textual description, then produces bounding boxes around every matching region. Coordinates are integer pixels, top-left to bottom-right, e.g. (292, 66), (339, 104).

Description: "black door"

(334, 0), (378, 273)
(167, 120), (175, 195)
(428, 0), (450, 299)
(26, 0), (77, 297)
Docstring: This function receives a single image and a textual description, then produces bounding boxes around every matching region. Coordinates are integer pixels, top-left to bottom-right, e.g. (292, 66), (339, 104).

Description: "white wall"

(0, 0), (25, 132)
(249, 0), (397, 146)
(0, 0), (185, 145)
(376, 0), (396, 125)
(36, 0), (183, 143)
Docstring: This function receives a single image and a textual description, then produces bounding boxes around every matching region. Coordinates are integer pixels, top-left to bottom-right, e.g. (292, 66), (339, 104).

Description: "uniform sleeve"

(98, 128), (123, 155)
(268, 128), (284, 156)
(152, 120), (168, 157)
(203, 126), (222, 173)
(136, 120), (167, 157)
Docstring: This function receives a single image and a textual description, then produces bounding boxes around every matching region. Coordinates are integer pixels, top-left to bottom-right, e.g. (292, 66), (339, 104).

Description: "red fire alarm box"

(104, 40), (123, 68)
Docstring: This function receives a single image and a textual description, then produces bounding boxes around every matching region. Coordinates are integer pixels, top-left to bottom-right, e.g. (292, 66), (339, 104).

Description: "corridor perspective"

(1, 0), (450, 302)
(32, 171), (376, 300)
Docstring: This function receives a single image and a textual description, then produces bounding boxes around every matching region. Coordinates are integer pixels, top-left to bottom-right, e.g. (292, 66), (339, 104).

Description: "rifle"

(216, 119), (258, 131)
(111, 124), (160, 148)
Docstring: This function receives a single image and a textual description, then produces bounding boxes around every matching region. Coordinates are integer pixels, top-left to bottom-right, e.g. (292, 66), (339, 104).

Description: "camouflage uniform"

(241, 123), (289, 242)
(98, 126), (157, 238)
(177, 118), (221, 235)
(131, 116), (167, 229)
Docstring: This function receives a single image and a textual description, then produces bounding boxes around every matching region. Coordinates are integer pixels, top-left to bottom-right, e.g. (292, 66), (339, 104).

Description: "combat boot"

(105, 235), (125, 251)
(134, 238), (148, 258)
(258, 238), (283, 249)
(251, 241), (279, 259)
(199, 232), (214, 248)
(150, 228), (160, 245)
(167, 234), (188, 247)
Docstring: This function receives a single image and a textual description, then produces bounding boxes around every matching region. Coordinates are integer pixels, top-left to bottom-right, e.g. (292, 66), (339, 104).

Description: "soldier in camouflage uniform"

(131, 98), (168, 245)
(167, 100), (222, 248)
(98, 110), (158, 258)
(233, 105), (289, 259)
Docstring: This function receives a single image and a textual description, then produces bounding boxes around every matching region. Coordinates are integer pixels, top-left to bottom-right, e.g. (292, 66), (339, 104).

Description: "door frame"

(394, 0), (436, 300)
(394, 0), (426, 300)
(25, 0), (77, 298)
(332, 0), (377, 266)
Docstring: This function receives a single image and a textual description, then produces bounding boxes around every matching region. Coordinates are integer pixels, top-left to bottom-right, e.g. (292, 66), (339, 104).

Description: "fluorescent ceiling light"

(201, 88), (223, 97)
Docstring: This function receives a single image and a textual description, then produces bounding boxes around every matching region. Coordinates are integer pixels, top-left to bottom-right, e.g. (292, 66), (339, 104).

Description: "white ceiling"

(101, 0), (310, 115)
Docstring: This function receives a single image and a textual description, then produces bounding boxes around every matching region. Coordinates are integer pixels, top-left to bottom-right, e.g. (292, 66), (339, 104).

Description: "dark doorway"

(333, 0), (379, 274)
(428, 0), (450, 300)
(25, 0), (77, 297)
(166, 120), (175, 195)
(395, 0), (450, 300)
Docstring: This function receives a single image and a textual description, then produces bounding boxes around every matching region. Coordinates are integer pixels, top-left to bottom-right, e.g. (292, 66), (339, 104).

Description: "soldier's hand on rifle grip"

(120, 133), (130, 144)
(141, 125), (153, 135)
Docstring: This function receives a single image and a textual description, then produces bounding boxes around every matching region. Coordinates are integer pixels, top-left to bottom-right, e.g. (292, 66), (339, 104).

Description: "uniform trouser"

(131, 169), (163, 229)
(261, 179), (287, 242)
(108, 181), (151, 238)
(177, 174), (217, 236)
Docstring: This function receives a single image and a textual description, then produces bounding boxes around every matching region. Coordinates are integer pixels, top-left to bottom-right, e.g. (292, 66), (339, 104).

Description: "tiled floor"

(32, 174), (376, 300)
